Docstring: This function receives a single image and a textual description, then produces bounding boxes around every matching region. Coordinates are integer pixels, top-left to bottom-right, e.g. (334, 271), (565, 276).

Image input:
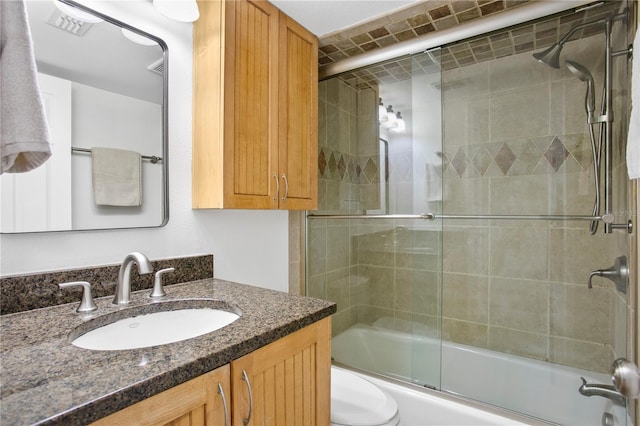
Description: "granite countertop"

(0, 279), (336, 425)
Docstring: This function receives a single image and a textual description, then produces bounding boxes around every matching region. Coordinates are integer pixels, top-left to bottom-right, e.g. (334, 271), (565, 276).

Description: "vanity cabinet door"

(230, 317), (331, 426)
(91, 365), (231, 426)
(192, 0), (318, 210)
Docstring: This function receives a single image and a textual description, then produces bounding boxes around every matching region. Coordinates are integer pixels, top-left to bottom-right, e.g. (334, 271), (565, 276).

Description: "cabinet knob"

(58, 281), (97, 313)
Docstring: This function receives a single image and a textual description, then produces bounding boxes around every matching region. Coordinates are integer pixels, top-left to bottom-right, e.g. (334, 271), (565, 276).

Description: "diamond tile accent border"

(321, 135), (591, 183)
(544, 137), (570, 171)
(318, 147), (383, 184)
(443, 134), (589, 178)
(451, 148), (470, 176)
(495, 143), (517, 174)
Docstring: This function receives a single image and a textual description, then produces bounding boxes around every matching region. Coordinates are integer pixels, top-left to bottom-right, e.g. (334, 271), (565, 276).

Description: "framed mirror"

(0, 0), (169, 233)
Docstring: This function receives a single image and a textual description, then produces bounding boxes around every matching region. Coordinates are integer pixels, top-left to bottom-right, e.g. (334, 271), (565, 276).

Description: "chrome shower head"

(565, 60), (596, 115)
(565, 60), (592, 83)
(532, 43), (563, 69)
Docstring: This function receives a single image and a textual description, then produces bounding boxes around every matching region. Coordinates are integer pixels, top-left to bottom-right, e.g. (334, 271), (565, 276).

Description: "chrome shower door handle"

(281, 173), (289, 202)
(241, 369), (253, 426)
(217, 382), (229, 426)
(273, 173), (280, 202)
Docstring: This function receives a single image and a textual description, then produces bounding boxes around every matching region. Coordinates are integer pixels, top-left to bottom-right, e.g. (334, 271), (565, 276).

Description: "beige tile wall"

(438, 33), (631, 373)
(307, 3), (633, 377)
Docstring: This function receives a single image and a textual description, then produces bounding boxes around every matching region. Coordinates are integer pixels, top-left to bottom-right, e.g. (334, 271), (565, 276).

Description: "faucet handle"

(612, 358), (640, 399)
(58, 281), (98, 313)
(150, 267), (174, 298)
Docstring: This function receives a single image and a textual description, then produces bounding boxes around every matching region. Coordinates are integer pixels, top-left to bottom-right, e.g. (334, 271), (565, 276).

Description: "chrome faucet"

(579, 377), (626, 406)
(588, 255), (628, 294)
(113, 252), (153, 305)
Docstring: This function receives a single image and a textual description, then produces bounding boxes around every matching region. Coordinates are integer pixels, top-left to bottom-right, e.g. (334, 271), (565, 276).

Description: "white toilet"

(330, 367), (401, 426)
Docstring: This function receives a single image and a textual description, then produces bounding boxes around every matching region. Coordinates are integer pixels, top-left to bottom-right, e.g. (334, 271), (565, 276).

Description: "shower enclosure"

(306, 2), (635, 425)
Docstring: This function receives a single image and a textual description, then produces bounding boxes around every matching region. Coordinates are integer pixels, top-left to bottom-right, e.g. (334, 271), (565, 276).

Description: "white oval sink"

(71, 302), (240, 351)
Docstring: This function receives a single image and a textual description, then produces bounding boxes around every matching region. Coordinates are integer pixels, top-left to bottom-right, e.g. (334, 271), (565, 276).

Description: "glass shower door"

(308, 1), (633, 424)
(307, 48), (444, 390)
(437, 2), (632, 425)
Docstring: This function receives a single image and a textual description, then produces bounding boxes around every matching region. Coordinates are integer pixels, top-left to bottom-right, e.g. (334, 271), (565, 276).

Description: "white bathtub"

(332, 324), (630, 426)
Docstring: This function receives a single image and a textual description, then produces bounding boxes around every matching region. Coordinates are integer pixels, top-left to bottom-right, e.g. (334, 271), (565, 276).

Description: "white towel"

(627, 29), (640, 179)
(91, 148), (142, 206)
(0, 0), (52, 174)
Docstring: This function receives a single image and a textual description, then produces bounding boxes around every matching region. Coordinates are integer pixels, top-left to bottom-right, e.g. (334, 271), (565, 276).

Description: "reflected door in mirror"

(1, 73), (72, 232)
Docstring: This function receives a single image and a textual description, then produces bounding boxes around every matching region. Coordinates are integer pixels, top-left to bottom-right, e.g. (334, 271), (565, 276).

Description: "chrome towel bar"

(71, 147), (162, 164)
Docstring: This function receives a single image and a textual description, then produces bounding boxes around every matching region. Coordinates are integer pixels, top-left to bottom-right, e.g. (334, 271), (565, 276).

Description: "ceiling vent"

(147, 58), (164, 75)
(47, 10), (93, 36)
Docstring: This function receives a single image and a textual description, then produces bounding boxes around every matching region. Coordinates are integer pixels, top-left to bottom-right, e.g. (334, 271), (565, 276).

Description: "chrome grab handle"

(273, 173), (280, 202)
(242, 369), (253, 426)
(281, 173), (288, 202)
(217, 382), (229, 426)
(58, 281), (97, 313)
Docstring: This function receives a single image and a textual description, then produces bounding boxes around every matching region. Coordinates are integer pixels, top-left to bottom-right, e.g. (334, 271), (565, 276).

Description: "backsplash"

(0, 254), (213, 315)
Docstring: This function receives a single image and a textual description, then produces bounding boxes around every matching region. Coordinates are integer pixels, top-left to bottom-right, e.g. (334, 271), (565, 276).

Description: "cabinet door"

(92, 365), (231, 426)
(223, 0), (280, 209)
(278, 14), (318, 210)
(231, 317), (331, 426)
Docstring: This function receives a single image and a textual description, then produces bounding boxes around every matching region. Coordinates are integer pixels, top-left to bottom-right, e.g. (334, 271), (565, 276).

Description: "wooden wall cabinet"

(193, 0), (318, 210)
(92, 318), (331, 426)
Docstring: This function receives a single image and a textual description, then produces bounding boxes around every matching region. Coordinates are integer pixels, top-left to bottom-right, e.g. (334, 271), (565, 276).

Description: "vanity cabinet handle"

(241, 369), (253, 426)
(217, 382), (229, 426)
(273, 173), (280, 202)
(281, 173), (288, 202)
(150, 267), (174, 298)
(58, 281), (97, 313)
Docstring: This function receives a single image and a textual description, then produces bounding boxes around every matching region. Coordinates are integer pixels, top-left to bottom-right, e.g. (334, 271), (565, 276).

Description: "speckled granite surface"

(0, 279), (336, 425)
(0, 255), (213, 315)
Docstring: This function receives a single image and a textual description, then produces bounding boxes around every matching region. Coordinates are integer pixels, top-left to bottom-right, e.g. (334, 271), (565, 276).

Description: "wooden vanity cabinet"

(192, 0), (318, 210)
(92, 365), (231, 426)
(91, 317), (331, 426)
(231, 316), (331, 426)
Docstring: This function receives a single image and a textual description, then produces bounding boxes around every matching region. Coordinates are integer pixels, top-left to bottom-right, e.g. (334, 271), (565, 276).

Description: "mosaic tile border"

(0, 255), (214, 315)
(320, 0), (623, 86)
(319, 0), (536, 66)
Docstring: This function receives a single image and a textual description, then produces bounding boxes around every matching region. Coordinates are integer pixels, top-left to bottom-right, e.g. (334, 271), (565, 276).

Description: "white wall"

(0, 0), (290, 292)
